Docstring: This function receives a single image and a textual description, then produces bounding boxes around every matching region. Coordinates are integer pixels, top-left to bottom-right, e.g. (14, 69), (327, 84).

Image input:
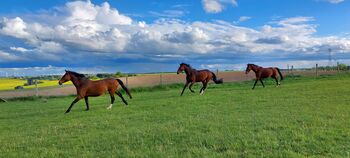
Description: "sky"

(0, 0), (349, 76)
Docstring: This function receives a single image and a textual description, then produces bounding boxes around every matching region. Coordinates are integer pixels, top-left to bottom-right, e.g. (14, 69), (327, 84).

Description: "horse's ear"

(65, 69), (67, 72)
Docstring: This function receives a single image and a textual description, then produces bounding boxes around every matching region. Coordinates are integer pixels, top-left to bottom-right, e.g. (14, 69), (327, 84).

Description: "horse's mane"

(67, 71), (86, 79)
(180, 63), (193, 69)
(248, 63), (262, 68)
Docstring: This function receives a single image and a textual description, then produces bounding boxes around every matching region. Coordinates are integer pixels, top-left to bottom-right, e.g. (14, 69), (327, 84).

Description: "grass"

(0, 74), (350, 157)
(0, 78), (71, 91)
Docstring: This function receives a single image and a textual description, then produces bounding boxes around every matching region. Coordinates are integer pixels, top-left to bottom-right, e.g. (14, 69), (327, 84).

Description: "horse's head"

(58, 70), (71, 85)
(245, 64), (252, 74)
(177, 63), (186, 74)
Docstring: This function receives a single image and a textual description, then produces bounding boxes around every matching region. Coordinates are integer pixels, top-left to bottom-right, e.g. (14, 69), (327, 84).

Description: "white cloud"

(316, 0), (345, 4)
(233, 16), (252, 24)
(0, 17), (30, 39)
(0, 50), (22, 61)
(239, 16), (251, 22)
(0, 1), (349, 65)
(64, 1), (132, 26)
(149, 10), (187, 18)
(162, 27), (209, 44)
(277, 16), (315, 25)
(10, 47), (33, 53)
(37, 41), (65, 53)
(202, 0), (224, 13)
(202, 0), (238, 13)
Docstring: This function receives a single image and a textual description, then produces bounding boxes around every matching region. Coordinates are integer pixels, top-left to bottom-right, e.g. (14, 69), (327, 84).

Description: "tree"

(338, 63), (348, 71)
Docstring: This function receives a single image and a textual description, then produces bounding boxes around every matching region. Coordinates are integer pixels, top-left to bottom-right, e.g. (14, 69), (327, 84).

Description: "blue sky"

(0, 0), (349, 76)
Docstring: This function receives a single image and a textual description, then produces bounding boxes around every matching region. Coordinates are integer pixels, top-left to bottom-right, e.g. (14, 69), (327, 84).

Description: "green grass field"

(0, 75), (350, 157)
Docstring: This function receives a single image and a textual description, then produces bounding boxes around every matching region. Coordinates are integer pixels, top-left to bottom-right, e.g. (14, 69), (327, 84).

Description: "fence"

(118, 71), (256, 88)
(0, 64), (348, 99)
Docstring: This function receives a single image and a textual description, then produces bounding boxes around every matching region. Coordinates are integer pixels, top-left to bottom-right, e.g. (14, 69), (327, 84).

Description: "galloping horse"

(177, 63), (223, 96)
(59, 70), (132, 113)
(245, 64), (283, 89)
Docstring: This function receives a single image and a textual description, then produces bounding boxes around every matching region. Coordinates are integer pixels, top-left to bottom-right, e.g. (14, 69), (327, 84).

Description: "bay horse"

(58, 70), (132, 113)
(245, 64), (283, 89)
(177, 63), (223, 96)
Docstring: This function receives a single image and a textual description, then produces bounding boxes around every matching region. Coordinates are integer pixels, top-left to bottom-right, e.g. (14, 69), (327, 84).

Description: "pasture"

(0, 74), (349, 157)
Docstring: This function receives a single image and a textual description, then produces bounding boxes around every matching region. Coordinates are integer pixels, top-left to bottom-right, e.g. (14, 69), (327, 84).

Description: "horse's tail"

(116, 79), (132, 99)
(211, 72), (223, 84)
(276, 68), (284, 80)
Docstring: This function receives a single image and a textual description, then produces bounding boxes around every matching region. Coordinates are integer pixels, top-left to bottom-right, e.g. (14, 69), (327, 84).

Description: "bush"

(14, 86), (24, 90)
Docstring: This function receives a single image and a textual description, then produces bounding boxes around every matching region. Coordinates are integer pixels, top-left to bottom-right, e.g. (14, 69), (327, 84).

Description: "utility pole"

(328, 48), (332, 67)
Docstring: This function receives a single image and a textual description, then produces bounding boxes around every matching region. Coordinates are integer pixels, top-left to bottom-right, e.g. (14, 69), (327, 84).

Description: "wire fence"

(0, 63), (349, 99)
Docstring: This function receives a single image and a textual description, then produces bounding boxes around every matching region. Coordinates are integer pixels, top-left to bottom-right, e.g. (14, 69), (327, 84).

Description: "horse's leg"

(107, 93), (115, 110)
(84, 97), (89, 111)
(199, 81), (205, 94)
(273, 76), (280, 87)
(260, 79), (265, 88)
(180, 82), (189, 96)
(189, 82), (195, 93)
(200, 81), (208, 95)
(116, 91), (128, 106)
(65, 96), (82, 114)
(252, 79), (258, 89)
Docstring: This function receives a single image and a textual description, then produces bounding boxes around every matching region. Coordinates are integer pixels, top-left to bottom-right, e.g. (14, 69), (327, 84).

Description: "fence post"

(35, 80), (39, 97)
(126, 76), (128, 87)
(337, 62), (340, 73)
(315, 63), (318, 77)
(216, 69), (219, 75)
(287, 64), (290, 74)
(291, 65), (294, 77)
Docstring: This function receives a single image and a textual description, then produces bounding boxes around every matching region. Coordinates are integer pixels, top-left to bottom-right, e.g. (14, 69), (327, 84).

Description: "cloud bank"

(0, 0), (349, 75)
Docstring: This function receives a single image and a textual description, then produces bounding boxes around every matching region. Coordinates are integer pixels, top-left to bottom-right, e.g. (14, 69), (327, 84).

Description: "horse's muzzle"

(58, 82), (62, 85)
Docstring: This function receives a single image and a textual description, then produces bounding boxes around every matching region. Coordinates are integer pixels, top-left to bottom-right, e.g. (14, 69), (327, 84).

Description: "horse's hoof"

(65, 111), (70, 114)
(85, 109), (89, 111)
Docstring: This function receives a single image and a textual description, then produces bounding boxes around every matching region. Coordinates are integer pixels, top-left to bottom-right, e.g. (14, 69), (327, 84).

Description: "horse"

(245, 64), (283, 89)
(58, 70), (132, 113)
(177, 63), (223, 96)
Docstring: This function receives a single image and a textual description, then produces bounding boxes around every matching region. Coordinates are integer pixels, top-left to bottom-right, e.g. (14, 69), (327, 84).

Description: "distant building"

(27, 79), (35, 85)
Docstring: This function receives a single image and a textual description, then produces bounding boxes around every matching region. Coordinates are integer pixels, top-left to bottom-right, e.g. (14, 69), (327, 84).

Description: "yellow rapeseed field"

(0, 78), (71, 91)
